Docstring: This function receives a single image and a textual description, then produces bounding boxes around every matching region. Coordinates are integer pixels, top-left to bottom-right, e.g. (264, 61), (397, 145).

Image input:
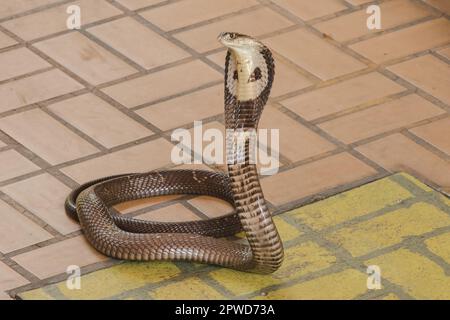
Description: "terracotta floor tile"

(0, 199), (53, 254)
(0, 292), (12, 300)
(410, 117), (450, 156)
(1, 174), (80, 235)
(12, 236), (108, 279)
(281, 72), (405, 120)
(207, 51), (313, 97)
(265, 28), (366, 80)
(188, 196), (233, 218)
(273, 0), (347, 21)
(388, 55), (450, 105)
(136, 85), (223, 131)
(269, 58), (315, 97)
(34, 32), (136, 85)
(48, 93), (152, 148)
(87, 17), (189, 70)
(0, 109), (99, 165)
(426, 0), (450, 15)
(345, 0), (372, 5)
(114, 195), (181, 214)
(0, 69), (83, 113)
(102, 60), (221, 108)
(350, 18), (450, 63)
(315, 0), (432, 42)
(0, 150), (39, 182)
(260, 106), (336, 162)
(319, 94), (445, 144)
(141, 0), (258, 31)
(116, 0), (164, 10)
(174, 8), (293, 53)
(0, 261), (28, 293)
(438, 47), (450, 59)
(0, 0), (59, 19)
(0, 31), (16, 49)
(0, 47), (50, 82)
(261, 152), (377, 206)
(356, 133), (450, 188)
(61, 138), (174, 183)
(1, 0), (122, 41)
(136, 203), (200, 222)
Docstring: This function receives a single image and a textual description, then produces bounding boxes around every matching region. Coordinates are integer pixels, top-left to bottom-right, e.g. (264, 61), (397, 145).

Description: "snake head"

(218, 32), (266, 52)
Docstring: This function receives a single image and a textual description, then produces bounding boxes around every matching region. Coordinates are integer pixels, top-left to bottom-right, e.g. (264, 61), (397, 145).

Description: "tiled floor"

(0, 0), (449, 299)
(18, 174), (450, 300)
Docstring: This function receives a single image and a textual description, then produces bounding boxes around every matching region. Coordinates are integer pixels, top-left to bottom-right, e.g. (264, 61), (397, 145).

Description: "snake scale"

(65, 33), (284, 274)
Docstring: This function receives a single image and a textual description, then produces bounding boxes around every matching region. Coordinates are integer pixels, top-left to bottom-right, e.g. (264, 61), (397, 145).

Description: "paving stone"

(425, 0), (450, 15)
(318, 94), (445, 144)
(48, 93), (152, 148)
(350, 18), (450, 63)
(273, 0), (348, 21)
(135, 203), (201, 222)
(116, 0), (164, 10)
(438, 46), (450, 59)
(114, 195), (181, 214)
(150, 277), (224, 299)
(140, 0), (259, 31)
(260, 106), (336, 162)
(425, 232), (450, 265)
(87, 17), (189, 69)
(0, 69), (83, 113)
(0, 261), (28, 294)
(60, 138), (174, 183)
(356, 133), (450, 188)
(188, 196), (233, 218)
(261, 152), (377, 206)
(1, 0), (122, 41)
(210, 241), (336, 296)
(12, 236), (108, 279)
(0, 199), (53, 254)
(136, 85), (223, 131)
(102, 60), (221, 108)
(0, 31), (16, 49)
(34, 32), (136, 85)
(410, 117), (450, 156)
(1, 173), (80, 235)
(265, 28), (367, 80)
(0, 0), (60, 19)
(0, 109), (98, 165)
(289, 174), (413, 230)
(315, 0), (431, 42)
(256, 269), (368, 299)
(174, 8), (293, 53)
(388, 55), (450, 105)
(326, 202), (450, 257)
(0, 150), (39, 182)
(281, 72), (405, 120)
(367, 249), (450, 299)
(0, 47), (50, 82)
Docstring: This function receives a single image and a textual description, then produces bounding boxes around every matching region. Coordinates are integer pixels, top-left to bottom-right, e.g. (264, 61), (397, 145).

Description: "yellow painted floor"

(19, 173), (450, 300)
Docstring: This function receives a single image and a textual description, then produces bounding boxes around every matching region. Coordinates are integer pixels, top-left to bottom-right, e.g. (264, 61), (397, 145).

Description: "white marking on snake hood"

(226, 49), (269, 101)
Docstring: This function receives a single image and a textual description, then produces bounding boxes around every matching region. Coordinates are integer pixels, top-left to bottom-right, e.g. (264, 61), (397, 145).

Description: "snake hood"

(219, 32), (275, 130)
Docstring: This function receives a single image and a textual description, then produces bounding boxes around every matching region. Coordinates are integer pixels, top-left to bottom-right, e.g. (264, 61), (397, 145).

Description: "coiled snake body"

(65, 33), (284, 274)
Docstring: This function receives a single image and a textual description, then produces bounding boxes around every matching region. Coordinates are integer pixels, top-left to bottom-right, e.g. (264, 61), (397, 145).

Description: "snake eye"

(229, 33), (237, 40)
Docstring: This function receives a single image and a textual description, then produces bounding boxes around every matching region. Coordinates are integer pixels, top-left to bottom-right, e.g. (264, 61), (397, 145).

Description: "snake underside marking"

(65, 32), (284, 274)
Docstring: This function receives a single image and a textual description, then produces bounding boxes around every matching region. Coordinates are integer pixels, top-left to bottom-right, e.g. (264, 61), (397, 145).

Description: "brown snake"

(65, 33), (284, 274)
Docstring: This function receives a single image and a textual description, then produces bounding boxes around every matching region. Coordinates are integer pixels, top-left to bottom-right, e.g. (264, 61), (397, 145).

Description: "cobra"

(65, 32), (284, 274)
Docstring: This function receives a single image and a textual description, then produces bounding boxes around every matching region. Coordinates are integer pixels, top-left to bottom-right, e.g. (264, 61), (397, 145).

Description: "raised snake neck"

(65, 33), (284, 274)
